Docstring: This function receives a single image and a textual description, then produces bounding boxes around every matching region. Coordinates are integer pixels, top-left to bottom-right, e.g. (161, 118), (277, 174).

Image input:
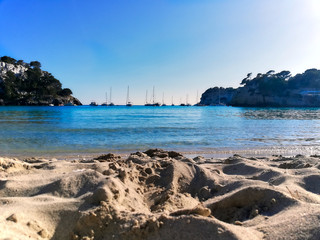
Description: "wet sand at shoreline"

(1, 149), (320, 239)
(2, 145), (320, 161)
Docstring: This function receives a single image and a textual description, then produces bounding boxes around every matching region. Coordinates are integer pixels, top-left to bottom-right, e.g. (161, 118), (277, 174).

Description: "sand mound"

(300, 175), (320, 194)
(207, 187), (297, 223)
(0, 157), (31, 172)
(274, 155), (318, 169)
(1, 150), (319, 239)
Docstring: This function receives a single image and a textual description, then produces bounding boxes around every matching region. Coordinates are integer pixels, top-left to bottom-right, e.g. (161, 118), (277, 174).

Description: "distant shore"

(1, 149), (320, 239)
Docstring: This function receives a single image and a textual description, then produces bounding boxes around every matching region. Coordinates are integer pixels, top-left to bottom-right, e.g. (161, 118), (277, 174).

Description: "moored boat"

(126, 86), (133, 106)
(90, 101), (98, 106)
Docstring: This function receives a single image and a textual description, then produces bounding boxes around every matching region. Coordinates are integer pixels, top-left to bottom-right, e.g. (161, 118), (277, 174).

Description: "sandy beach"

(1, 149), (320, 240)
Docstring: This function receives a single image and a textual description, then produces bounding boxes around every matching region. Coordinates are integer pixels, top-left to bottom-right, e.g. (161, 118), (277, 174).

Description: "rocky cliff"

(201, 69), (320, 107)
(0, 56), (82, 106)
(229, 87), (320, 107)
(200, 87), (236, 105)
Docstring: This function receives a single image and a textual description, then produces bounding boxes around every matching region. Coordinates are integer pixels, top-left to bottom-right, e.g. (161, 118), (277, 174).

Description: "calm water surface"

(0, 106), (320, 157)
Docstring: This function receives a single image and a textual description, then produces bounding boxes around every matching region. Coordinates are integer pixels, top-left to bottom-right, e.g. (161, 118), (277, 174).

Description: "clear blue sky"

(1, 0), (320, 105)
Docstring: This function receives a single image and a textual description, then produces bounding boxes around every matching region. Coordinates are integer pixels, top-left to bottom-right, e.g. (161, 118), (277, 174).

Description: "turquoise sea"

(0, 106), (320, 157)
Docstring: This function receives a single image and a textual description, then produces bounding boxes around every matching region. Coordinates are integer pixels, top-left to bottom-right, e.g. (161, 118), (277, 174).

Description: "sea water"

(0, 106), (320, 157)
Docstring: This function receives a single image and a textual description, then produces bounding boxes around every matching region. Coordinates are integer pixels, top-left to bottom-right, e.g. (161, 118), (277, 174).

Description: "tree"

(3, 71), (19, 101)
(30, 61), (41, 68)
(59, 88), (73, 96)
(276, 70), (291, 80)
(0, 56), (17, 64)
(266, 70), (275, 76)
(288, 68), (320, 89)
(16, 60), (25, 65)
(258, 71), (287, 98)
(240, 72), (252, 85)
(0, 56), (78, 105)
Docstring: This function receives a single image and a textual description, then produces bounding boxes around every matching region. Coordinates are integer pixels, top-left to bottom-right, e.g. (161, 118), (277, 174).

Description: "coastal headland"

(1, 149), (319, 239)
(200, 69), (320, 107)
(0, 56), (81, 106)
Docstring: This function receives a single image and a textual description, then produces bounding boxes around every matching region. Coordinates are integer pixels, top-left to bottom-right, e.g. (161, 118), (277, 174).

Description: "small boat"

(90, 101), (98, 106)
(145, 90), (152, 106)
(149, 86), (160, 106)
(64, 102), (75, 106)
(101, 92), (108, 106)
(161, 92), (166, 106)
(180, 95), (191, 106)
(126, 86), (133, 107)
(185, 94), (191, 106)
(109, 87), (115, 106)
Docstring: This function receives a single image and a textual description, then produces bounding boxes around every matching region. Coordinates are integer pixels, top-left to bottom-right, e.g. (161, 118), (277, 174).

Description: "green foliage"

(288, 69), (320, 89)
(59, 88), (73, 96)
(30, 61), (41, 68)
(242, 69), (320, 93)
(240, 73), (252, 85)
(23, 68), (63, 98)
(258, 74), (287, 97)
(0, 56), (72, 105)
(241, 70), (291, 97)
(1, 56), (17, 64)
(2, 71), (20, 101)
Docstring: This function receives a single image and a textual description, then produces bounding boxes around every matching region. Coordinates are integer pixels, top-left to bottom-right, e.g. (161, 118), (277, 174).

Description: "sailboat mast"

(153, 86), (155, 104)
(106, 92), (108, 105)
(162, 92), (164, 105)
(110, 87), (112, 103)
(145, 90), (148, 104)
(126, 86), (130, 104)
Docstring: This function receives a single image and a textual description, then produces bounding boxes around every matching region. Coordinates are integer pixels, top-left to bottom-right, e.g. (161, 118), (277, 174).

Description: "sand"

(1, 149), (320, 240)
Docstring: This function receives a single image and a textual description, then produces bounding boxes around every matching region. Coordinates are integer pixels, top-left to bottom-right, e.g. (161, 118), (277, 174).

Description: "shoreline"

(2, 145), (320, 160)
(1, 149), (320, 239)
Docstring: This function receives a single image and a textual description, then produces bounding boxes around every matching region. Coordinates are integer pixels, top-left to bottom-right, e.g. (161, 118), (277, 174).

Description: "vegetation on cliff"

(0, 56), (81, 106)
(201, 68), (320, 107)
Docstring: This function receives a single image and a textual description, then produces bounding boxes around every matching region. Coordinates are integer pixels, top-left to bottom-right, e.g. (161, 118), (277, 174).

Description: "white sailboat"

(152, 86), (160, 106)
(109, 87), (115, 106)
(126, 86), (132, 106)
(186, 94), (191, 106)
(162, 92), (167, 106)
(101, 92), (108, 106)
(145, 90), (153, 106)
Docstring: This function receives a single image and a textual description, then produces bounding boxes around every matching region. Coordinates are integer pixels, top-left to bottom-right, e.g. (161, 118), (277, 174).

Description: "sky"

(0, 0), (320, 105)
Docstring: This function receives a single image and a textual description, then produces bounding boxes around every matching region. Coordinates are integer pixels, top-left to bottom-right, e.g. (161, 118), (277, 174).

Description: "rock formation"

(200, 87), (236, 106)
(0, 56), (82, 106)
(200, 69), (320, 107)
